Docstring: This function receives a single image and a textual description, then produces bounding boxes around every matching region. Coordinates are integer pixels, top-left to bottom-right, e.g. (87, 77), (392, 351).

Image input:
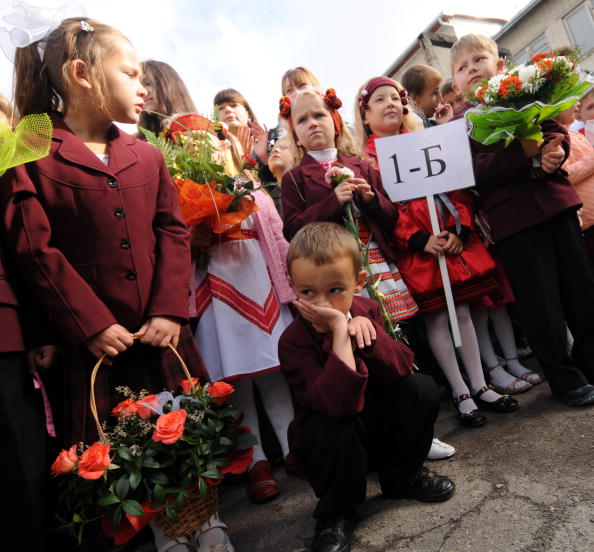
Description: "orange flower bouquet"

(52, 376), (255, 545)
(140, 115), (259, 254)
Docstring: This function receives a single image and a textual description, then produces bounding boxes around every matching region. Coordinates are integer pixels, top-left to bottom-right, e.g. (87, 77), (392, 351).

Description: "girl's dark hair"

(138, 60), (197, 134)
(213, 88), (256, 122)
(13, 17), (128, 117)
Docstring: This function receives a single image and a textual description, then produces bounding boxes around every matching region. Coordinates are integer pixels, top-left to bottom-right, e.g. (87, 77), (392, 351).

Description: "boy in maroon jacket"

(451, 34), (594, 406)
(279, 223), (454, 552)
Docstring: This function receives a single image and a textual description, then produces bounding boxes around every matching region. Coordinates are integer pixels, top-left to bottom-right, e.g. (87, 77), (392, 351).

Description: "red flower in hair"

(323, 88), (342, 110)
(279, 96), (292, 120)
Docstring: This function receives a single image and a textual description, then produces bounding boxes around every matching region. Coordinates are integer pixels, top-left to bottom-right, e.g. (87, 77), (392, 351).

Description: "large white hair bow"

(0, 1), (83, 61)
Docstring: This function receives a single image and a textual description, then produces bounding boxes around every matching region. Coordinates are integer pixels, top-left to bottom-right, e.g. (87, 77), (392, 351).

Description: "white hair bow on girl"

(0, 0), (83, 61)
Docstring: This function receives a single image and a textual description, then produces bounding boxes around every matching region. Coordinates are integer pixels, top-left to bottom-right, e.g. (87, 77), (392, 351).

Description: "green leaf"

(154, 484), (166, 502)
(110, 505), (123, 531)
(218, 436), (232, 446)
(117, 447), (133, 461)
(175, 492), (186, 510)
(201, 470), (221, 479)
(97, 494), (120, 506)
(148, 472), (169, 485)
(115, 476), (130, 500)
(122, 499), (145, 517)
(165, 506), (179, 524)
(129, 469), (141, 490)
(142, 457), (160, 469)
(237, 432), (257, 449)
(198, 477), (207, 498)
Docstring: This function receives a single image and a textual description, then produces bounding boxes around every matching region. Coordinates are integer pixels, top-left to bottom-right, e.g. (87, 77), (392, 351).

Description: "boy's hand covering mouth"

(293, 298), (347, 333)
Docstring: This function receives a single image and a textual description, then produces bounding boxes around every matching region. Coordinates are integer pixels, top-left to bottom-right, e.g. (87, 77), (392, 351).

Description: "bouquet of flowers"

(325, 162), (404, 343)
(466, 48), (593, 146)
(140, 115), (259, 244)
(52, 360), (255, 545)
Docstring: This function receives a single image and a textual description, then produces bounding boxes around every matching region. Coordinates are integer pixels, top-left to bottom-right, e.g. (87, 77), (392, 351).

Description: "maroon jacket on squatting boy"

(471, 119), (581, 242)
(281, 152), (400, 263)
(278, 296), (414, 448)
(0, 113), (190, 345)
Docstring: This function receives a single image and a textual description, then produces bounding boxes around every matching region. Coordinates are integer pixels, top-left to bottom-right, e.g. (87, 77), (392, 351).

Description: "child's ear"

(287, 274), (295, 289)
(353, 270), (367, 294)
(69, 59), (93, 91)
(452, 82), (462, 95)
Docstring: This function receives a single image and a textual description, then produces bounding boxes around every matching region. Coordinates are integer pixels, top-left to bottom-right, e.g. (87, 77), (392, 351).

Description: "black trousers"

(292, 373), (439, 520)
(496, 210), (594, 395)
(0, 354), (47, 550)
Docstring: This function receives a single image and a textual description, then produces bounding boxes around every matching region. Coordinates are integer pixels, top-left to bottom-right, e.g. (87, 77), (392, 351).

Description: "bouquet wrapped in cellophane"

(140, 114), (259, 267)
(466, 48), (593, 146)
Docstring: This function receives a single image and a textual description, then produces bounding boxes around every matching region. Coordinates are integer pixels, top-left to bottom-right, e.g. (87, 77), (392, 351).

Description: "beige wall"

(496, 0), (594, 72)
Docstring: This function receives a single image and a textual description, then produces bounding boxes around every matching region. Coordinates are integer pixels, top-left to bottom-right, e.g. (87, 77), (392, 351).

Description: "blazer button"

(125, 270), (137, 281)
(114, 207), (125, 217)
(120, 239), (131, 249)
(108, 177), (118, 188)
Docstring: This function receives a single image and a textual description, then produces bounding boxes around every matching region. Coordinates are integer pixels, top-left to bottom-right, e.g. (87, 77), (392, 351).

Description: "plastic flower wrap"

(466, 49), (593, 146)
(52, 380), (255, 545)
(0, 113), (52, 176)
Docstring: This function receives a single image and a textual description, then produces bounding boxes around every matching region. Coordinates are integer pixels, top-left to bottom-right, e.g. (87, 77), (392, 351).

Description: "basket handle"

(89, 337), (194, 443)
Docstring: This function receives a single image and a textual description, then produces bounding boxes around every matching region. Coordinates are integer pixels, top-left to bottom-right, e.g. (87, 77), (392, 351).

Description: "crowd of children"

(1, 12), (593, 552)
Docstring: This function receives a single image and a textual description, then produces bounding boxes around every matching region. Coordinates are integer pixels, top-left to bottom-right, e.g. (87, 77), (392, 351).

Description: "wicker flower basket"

(89, 338), (219, 539)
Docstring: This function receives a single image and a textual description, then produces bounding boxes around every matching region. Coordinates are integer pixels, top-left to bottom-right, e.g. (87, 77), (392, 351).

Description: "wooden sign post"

(375, 119), (476, 347)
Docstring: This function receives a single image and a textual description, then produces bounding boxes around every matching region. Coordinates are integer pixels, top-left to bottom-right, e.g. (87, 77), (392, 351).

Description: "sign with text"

(375, 118), (475, 202)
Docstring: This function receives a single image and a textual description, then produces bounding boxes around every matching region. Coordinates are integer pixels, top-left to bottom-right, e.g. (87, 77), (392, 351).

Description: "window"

(514, 34), (551, 64)
(564, 2), (594, 54)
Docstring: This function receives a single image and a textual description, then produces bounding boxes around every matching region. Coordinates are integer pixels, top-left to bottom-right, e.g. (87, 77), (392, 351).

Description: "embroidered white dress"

(192, 215), (293, 381)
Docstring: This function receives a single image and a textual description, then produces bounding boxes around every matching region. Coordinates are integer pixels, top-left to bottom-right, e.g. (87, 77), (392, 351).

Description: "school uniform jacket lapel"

(300, 153), (332, 189)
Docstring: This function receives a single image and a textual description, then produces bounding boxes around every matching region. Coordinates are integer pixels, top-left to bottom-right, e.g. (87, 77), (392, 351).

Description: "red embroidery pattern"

(195, 274), (280, 334)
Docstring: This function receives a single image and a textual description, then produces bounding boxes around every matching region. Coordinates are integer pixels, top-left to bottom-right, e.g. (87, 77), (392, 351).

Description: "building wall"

(496, 0), (594, 71)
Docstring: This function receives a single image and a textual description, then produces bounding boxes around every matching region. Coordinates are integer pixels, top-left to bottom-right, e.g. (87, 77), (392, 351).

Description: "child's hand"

(292, 298), (346, 333)
(85, 324), (134, 364)
(236, 125), (254, 157)
(248, 120), (269, 163)
(518, 138), (542, 158)
(441, 231), (464, 255)
(334, 181), (356, 204)
(423, 234), (447, 256)
(434, 103), (453, 124)
(136, 317), (181, 348)
(347, 316), (377, 349)
(26, 345), (59, 373)
(541, 134), (565, 174)
(349, 177), (375, 203)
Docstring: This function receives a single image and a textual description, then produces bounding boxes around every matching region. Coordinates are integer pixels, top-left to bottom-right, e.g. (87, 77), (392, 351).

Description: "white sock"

(252, 370), (294, 459)
(231, 378), (266, 467)
(425, 309), (477, 413)
(472, 308), (523, 389)
(149, 520), (188, 552)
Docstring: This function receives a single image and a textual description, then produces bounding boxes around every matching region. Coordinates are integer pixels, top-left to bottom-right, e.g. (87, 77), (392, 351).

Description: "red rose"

(135, 394), (158, 419)
(50, 444), (78, 476)
(207, 381), (234, 405)
(152, 409), (187, 445)
(180, 378), (200, 394)
(77, 442), (111, 480)
(111, 398), (137, 418)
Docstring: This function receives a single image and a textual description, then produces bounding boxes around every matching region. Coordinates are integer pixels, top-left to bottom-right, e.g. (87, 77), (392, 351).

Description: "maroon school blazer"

(0, 113), (190, 346)
(281, 152), (400, 264)
(471, 119), (581, 242)
(0, 241), (25, 353)
(278, 296), (414, 448)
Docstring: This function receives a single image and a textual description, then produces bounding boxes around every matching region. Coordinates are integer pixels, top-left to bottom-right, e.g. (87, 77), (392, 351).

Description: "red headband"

(358, 77), (408, 118)
(279, 88), (343, 137)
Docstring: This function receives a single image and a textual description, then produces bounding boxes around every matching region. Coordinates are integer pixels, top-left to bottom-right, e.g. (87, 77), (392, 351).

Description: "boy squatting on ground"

(278, 222), (455, 552)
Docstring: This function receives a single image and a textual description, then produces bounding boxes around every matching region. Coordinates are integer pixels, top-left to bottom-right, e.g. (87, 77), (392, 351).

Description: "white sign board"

(375, 118), (475, 202)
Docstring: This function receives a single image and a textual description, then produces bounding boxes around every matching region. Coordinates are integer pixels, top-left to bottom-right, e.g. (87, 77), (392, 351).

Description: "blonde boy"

(451, 34), (594, 407)
(278, 222), (453, 552)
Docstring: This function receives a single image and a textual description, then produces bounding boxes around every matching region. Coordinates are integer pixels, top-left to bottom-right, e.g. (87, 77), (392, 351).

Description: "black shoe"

(311, 518), (354, 552)
(453, 393), (486, 428)
(473, 385), (519, 413)
(556, 384), (594, 406)
(384, 467), (455, 503)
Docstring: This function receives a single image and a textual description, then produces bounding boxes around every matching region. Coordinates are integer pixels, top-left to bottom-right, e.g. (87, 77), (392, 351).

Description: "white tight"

(232, 370), (294, 466)
(425, 303), (500, 412)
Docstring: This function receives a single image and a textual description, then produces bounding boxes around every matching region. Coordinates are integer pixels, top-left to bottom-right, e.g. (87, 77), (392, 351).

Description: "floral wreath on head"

(279, 88), (343, 136)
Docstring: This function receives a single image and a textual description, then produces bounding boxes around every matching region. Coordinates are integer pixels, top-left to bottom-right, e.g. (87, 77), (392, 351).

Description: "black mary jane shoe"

(311, 517), (354, 552)
(453, 393), (486, 428)
(473, 384), (519, 413)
